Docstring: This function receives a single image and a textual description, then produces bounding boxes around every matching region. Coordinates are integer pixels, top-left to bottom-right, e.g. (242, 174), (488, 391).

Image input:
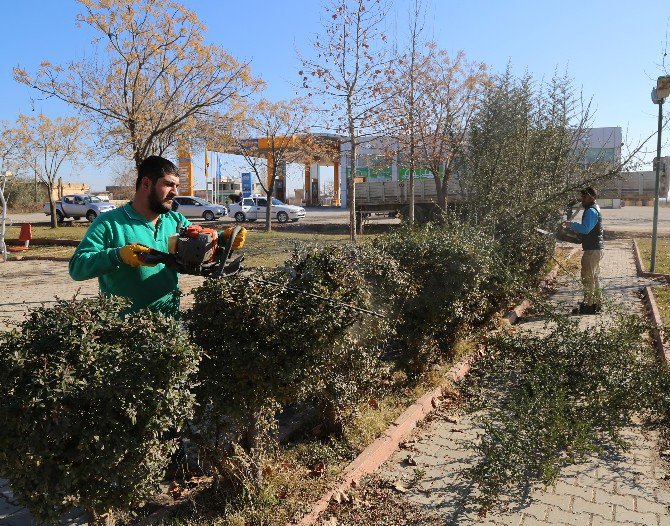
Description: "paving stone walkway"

(378, 240), (670, 525)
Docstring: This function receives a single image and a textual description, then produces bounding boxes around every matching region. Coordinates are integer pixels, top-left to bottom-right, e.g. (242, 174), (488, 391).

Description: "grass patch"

(651, 286), (670, 329)
(241, 231), (351, 268)
(3, 230), (353, 267)
(5, 224), (90, 241)
(635, 238), (670, 274)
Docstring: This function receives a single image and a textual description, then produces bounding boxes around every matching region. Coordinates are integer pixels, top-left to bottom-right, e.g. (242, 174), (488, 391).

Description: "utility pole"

(650, 76), (670, 272)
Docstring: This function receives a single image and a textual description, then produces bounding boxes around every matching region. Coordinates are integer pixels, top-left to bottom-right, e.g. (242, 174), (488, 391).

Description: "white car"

(172, 196), (228, 221)
(228, 196), (306, 223)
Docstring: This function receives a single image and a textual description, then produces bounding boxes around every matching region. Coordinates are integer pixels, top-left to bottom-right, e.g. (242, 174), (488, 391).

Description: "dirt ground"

(0, 260), (204, 330)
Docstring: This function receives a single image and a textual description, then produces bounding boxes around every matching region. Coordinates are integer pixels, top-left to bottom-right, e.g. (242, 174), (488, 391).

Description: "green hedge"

(373, 222), (520, 377)
(0, 219), (548, 522)
(0, 296), (200, 524)
(186, 244), (392, 469)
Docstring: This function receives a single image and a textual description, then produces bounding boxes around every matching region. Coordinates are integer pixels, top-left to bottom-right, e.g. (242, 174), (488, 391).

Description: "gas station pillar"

(333, 160), (340, 206)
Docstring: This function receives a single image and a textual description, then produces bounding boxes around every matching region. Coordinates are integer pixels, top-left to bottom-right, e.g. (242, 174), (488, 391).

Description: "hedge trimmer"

(139, 224), (245, 278)
(138, 223), (386, 318)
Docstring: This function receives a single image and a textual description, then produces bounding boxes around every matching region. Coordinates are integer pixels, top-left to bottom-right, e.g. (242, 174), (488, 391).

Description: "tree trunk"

(434, 172), (448, 212)
(409, 161), (415, 226)
(87, 508), (115, 526)
(265, 186), (272, 233)
(240, 410), (266, 483)
(348, 139), (357, 242)
(48, 191), (58, 229)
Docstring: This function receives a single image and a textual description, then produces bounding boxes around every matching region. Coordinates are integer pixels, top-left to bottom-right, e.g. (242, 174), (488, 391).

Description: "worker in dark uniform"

(563, 187), (604, 315)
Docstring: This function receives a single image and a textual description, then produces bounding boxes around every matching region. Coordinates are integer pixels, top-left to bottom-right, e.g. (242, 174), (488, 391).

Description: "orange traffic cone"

(8, 224), (32, 253)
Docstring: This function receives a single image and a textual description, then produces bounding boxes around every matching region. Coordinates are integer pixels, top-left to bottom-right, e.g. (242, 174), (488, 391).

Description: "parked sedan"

(172, 196), (227, 221)
(228, 196), (306, 223)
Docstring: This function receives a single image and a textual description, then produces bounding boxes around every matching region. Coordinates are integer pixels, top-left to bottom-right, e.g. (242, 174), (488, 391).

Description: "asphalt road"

(5, 207), (356, 226)
(6, 204), (670, 233)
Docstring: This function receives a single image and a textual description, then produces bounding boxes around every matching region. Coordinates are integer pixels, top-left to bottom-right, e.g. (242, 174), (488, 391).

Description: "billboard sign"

(177, 149), (194, 196)
(241, 172), (253, 197)
(240, 138), (259, 149)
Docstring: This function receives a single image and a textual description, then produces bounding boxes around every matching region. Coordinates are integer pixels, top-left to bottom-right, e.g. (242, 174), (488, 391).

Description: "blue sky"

(1, 0), (669, 193)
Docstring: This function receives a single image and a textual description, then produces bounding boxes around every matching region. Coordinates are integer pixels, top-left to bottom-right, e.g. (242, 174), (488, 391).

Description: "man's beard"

(148, 186), (172, 214)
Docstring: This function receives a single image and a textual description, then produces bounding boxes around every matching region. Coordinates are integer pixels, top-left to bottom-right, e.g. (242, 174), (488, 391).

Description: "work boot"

(571, 303), (596, 315)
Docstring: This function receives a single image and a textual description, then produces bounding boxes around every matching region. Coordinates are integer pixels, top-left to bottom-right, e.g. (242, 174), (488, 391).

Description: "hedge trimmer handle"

(136, 247), (171, 266)
(211, 225), (243, 278)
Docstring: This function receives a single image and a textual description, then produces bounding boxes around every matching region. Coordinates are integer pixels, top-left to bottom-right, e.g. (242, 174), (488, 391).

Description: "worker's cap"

(580, 187), (597, 198)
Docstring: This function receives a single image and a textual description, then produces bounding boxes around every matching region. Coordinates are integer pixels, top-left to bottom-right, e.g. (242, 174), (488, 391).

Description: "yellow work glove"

(117, 243), (157, 267)
(222, 226), (247, 250)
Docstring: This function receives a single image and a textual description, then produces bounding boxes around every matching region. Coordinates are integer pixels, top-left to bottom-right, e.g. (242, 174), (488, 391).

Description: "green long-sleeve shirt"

(69, 203), (191, 317)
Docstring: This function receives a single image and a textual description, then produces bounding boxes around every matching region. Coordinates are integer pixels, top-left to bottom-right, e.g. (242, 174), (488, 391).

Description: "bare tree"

(0, 121), (25, 177)
(14, 0), (261, 170)
(16, 114), (89, 228)
(301, 0), (392, 241)
(387, 0), (427, 225)
(416, 46), (489, 212)
(223, 98), (328, 232)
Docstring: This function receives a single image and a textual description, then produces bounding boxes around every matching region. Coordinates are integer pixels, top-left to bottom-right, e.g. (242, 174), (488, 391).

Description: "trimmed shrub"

(373, 222), (519, 377)
(186, 244), (394, 467)
(0, 296), (200, 524)
(5, 177), (46, 211)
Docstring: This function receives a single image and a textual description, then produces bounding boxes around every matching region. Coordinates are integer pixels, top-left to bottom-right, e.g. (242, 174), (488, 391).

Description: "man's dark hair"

(581, 187), (597, 198)
(135, 156), (179, 190)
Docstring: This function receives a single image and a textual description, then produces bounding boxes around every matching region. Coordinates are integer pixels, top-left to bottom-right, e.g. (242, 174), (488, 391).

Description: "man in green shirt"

(70, 156), (191, 317)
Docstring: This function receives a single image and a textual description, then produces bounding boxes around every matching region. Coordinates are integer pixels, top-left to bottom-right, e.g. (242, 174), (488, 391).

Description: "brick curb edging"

(632, 239), (670, 363)
(293, 359), (472, 526)
(641, 286), (668, 364)
(291, 249), (583, 525)
(632, 239), (670, 281)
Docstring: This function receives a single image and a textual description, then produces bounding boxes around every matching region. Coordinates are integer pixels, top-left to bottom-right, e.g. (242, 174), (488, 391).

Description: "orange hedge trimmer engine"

(140, 224), (244, 277)
(169, 225), (220, 268)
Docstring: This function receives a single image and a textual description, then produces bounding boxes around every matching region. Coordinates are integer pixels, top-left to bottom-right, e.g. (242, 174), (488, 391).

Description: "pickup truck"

(43, 194), (116, 222)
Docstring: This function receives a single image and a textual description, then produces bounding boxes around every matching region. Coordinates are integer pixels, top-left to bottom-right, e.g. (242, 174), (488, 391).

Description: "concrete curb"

(7, 256), (70, 262)
(294, 360), (472, 526)
(632, 239), (670, 281)
(641, 286), (668, 364)
(503, 299), (531, 325)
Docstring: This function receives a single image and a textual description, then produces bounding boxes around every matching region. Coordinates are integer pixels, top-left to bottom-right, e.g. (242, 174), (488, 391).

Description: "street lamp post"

(650, 76), (670, 272)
